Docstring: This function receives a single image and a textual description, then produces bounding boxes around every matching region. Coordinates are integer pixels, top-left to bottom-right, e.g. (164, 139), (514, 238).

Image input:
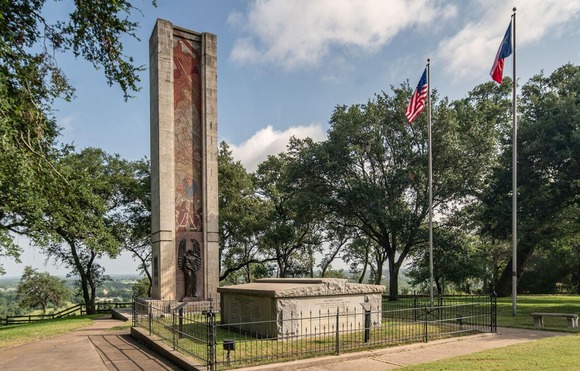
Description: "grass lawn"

(496, 295), (580, 333)
(399, 295), (580, 370)
(0, 315), (98, 349)
(401, 333), (580, 370)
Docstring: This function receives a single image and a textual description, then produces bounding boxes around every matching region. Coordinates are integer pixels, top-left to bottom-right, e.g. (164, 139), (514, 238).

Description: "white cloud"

(59, 114), (78, 132)
(228, 124), (327, 172)
(229, 0), (456, 70)
(435, 0), (580, 82)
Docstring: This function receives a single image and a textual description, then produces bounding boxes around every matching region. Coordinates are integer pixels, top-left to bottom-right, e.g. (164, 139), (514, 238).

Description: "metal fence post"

(148, 302), (152, 336)
(364, 309), (371, 343)
(179, 307), (184, 339)
(172, 309), (176, 350)
(491, 292), (497, 333)
(335, 307), (340, 355)
(423, 305), (428, 343)
(206, 307), (217, 371)
(132, 296), (136, 328)
(413, 293), (418, 321)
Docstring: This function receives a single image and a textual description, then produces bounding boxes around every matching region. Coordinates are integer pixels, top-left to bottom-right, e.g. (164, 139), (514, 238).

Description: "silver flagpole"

(427, 58), (434, 307)
(511, 8), (518, 317)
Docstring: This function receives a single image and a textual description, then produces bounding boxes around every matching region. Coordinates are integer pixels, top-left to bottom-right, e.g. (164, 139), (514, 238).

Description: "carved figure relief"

(178, 238), (202, 299)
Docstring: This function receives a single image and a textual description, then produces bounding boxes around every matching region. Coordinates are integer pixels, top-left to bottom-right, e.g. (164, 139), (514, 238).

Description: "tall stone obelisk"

(149, 19), (218, 301)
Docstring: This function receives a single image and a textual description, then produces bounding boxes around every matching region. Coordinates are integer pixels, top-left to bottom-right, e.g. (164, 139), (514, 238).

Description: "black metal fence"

(133, 294), (496, 370)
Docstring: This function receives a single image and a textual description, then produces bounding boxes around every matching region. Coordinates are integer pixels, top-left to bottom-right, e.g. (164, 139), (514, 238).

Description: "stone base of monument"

(218, 278), (384, 339)
(135, 298), (218, 317)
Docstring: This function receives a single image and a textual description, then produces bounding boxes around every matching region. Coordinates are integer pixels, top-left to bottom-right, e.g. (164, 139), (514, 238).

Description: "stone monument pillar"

(149, 19), (218, 301)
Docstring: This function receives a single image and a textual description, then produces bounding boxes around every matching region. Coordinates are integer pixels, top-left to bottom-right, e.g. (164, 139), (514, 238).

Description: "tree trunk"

(138, 255), (152, 297)
(358, 259), (368, 284)
(245, 264), (251, 283)
(89, 283), (96, 315)
(320, 241), (343, 277)
(67, 239), (95, 315)
(389, 263), (399, 300)
(435, 277), (442, 296)
(80, 279), (93, 314)
(308, 246), (314, 278)
(577, 263), (580, 295)
(374, 258), (384, 285)
(495, 240), (535, 296)
(388, 259), (400, 300)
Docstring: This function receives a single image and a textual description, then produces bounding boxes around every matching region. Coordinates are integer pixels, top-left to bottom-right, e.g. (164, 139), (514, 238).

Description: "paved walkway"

(0, 317), (570, 371)
(0, 316), (181, 371)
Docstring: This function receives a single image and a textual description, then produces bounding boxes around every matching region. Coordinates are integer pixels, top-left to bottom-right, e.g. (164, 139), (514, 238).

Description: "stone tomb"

(218, 278), (384, 339)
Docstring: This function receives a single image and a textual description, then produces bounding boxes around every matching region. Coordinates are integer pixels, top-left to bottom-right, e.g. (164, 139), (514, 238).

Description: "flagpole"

(427, 58), (434, 307)
(511, 7), (518, 317)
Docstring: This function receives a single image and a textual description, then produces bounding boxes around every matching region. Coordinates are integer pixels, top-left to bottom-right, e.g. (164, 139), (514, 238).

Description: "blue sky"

(2, 0), (579, 277)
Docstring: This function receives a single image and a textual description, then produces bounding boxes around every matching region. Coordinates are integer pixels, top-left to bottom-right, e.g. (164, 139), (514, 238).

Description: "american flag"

(406, 68), (428, 124)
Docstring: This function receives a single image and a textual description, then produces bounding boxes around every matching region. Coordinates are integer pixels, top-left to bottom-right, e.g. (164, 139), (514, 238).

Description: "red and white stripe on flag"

(406, 68), (428, 124)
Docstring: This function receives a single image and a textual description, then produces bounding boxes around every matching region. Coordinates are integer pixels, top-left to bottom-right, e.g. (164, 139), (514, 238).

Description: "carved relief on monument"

(178, 238), (202, 299)
(173, 31), (203, 234)
(173, 31), (204, 299)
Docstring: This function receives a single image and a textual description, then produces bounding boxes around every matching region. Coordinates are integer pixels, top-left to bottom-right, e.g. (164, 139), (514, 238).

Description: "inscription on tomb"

(228, 296), (264, 322)
(316, 297), (347, 311)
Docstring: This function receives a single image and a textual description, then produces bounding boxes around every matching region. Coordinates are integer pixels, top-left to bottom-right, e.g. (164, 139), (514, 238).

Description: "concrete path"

(0, 316), (181, 371)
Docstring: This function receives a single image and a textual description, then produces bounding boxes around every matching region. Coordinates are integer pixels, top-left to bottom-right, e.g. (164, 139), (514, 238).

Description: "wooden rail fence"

(1, 302), (132, 326)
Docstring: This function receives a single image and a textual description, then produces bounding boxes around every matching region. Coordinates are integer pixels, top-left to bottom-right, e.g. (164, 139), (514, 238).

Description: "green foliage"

(518, 232), (580, 294)
(319, 268), (349, 279)
(0, 289), (20, 317)
(287, 83), (510, 298)
(132, 276), (151, 298)
(408, 226), (488, 294)
(0, 0), (143, 103)
(215, 64), (577, 297)
(0, 73), (57, 273)
(479, 64), (580, 295)
(341, 235), (374, 283)
(0, 0), (148, 274)
(27, 148), (144, 313)
(218, 142), (273, 283)
(255, 153), (324, 278)
(111, 158), (152, 295)
(16, 266), (70, 314)
(219, 141), (325, 282)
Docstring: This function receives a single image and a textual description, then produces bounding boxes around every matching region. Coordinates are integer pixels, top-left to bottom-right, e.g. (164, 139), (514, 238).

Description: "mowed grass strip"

(401, 333), (580, 370)
(0, 316), (97, 349)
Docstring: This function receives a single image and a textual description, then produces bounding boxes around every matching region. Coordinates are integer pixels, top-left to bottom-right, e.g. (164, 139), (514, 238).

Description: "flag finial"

(513, 7), (516, 12)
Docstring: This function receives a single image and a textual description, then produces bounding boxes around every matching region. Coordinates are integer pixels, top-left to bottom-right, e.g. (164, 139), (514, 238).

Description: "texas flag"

(490, 21), (512, 83)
